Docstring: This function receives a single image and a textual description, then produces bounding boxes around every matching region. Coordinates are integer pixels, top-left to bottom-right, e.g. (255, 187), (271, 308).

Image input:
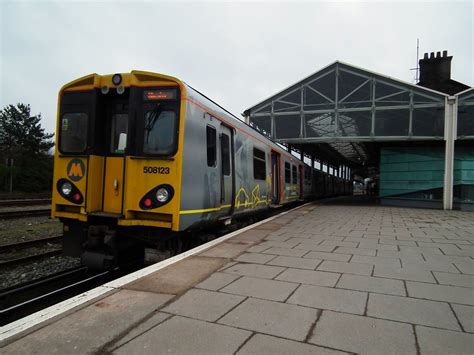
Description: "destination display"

(143, 89), (177, 101)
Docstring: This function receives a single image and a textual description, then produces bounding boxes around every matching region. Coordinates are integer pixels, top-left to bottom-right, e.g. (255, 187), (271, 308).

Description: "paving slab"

(374, 265), (436, 283)
(110, 312), (171, 350)
(433, 271), (474, 287)
(303, 250), (351, 262)
(234, 252), (276, 264)
(222, 262), (285, 279)
(452, 304), (474, 333)
(231, 229), (270, 243)
(401, 260), (460, 273)
(336, 274), (405, 296)
(194, 272), (240, 291)
(219, 297), (318, 341)
(262, 247), (308, 257)
(125, 256), (227, 295)
(406, 281), (474, 305)
(350, 254), (401, 268)
(287, 284), (367, 314)
(454, 261), (474, 274)
(267, 255), (322, 269)
(114, 316), (251, 355)
(335, 246), (376, 256)
(310, 310), (416, 354)
(317, 260), (373, 275)
(162, 288), (244, 322)
(367, 293), (460, 330)
(237, 333), (347, 355)
(199, 241), (249, 258)
(2, 290), (173, 354)
(220, 276), (298, 301)
(276, 268), (340, 287)
(415, 325), (474, 355)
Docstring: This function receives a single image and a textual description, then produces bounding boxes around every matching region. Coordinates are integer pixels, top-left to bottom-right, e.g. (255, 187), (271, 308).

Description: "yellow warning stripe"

(179, 204), (232, 215)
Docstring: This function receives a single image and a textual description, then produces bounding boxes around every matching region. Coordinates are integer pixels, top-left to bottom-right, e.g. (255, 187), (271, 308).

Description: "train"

(52, 71), (351, 269)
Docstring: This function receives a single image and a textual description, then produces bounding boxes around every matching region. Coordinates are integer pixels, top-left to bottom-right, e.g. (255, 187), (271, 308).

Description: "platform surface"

(2, 201), (474, 354)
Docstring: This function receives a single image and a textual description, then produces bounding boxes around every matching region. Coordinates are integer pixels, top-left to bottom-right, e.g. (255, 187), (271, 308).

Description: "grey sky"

(1, 0), (472, 135)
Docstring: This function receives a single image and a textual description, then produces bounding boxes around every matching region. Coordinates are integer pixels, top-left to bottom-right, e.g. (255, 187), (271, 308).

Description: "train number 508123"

(143, 166), (170, 174)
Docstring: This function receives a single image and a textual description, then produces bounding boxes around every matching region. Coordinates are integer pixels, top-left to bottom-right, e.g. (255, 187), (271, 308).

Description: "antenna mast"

(410, 38), (420, 83)
(415, 38), (420, 82)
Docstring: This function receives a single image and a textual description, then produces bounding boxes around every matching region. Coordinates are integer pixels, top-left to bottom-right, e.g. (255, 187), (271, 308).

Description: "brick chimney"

(417, 50), (469, 95)
(419, 50), (451, 84)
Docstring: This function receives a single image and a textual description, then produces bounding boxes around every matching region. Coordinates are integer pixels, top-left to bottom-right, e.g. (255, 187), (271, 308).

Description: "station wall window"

(221, 133), (230, 175)
(292, 165), (297, 184)
(206, 126), (216, 167)
(285, 162), (291, 183)
(253, 148), (266, 180)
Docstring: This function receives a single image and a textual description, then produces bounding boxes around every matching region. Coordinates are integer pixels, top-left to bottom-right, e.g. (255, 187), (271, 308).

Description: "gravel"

(0, 215), (76, 290)
(0, 255), (81, 290)
(0, 216), (62, 246)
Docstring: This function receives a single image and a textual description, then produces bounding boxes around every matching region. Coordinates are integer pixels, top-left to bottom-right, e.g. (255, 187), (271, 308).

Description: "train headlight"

(112, 74), (122, 85)
(156, 188), (169, 203)
(61, 182), (72, 196)
(140, 184), (174, 210)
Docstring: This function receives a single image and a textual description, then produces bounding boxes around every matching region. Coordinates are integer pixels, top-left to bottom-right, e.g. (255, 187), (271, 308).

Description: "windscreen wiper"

(145, 104), (161, 142)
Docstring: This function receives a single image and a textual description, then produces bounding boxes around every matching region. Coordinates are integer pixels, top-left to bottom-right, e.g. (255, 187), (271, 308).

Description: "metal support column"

(270, 101), (275, 139)
(443, 96), (457, 210)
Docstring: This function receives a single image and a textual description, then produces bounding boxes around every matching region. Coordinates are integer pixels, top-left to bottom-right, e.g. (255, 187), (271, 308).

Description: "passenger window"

(292, 165), (297, 184)
(111, 113), (128, 154)
(143, 110), (177, 155)
(60, 113), (88, 153)
(221, 133), (230, 176)
(207, 126), (216, 167)
(285, 162), (291, 183)
(253, 148), (266, 180)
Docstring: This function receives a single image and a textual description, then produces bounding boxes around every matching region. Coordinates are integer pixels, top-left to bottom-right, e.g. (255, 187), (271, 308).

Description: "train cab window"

(285, 162), (291, 183)
(110, 113), (128, 154)
(221, 133), (230, 175)
(292, 165), (297, 184)
(60, 113), (88, 153)
(143, 110), (177, 155)
(207, 126), (216, 167)
(253, 148), (266, 180)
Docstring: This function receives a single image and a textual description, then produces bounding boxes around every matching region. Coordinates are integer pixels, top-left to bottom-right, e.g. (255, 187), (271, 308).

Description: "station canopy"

(244, 61), (448, 168)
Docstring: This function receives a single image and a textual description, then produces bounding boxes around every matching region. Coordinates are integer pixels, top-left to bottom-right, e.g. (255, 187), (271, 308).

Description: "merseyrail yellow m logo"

(66, 159), (85, 182)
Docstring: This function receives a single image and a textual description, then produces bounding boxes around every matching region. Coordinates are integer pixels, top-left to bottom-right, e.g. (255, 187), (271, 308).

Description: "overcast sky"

(1, 0), (472, 135)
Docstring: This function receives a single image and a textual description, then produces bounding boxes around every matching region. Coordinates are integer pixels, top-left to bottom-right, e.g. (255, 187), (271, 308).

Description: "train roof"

(182, 82), (301, 163)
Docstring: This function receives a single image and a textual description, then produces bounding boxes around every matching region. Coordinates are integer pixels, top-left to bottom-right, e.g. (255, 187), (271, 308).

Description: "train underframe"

(60, 208), (272, 270)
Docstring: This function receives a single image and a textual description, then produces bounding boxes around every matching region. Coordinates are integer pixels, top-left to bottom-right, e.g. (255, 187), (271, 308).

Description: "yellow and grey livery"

(53, 71), (349, 269)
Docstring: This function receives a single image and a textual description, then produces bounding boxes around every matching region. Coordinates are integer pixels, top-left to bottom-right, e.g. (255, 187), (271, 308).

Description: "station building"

(244, 51), (473, 210)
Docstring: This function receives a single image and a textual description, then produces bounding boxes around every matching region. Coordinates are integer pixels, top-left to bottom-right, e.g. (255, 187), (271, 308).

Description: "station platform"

(1, 199), (473, 354)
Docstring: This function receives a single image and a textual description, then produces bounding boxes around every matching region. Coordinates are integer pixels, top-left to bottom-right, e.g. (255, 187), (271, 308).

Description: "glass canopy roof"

(244, 62), (449, 164)
(457, 88), (474, 139)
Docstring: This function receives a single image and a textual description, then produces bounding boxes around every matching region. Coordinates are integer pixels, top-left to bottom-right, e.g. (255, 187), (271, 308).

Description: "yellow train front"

(53, 71), (190, 269)
(53, 71), (307, 270)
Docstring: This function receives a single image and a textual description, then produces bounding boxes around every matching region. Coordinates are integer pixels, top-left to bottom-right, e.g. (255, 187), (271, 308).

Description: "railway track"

(0, 236), (63, 268)
(0, 208), (51, 220)
(0, 198), (51, 208)
(0, 266), (109, 325)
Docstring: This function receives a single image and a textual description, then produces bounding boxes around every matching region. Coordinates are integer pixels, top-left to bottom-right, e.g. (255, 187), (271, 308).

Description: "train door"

(271, 151), (280, 204)
(102, 101), (128, 215)
(219, 124), (234, 216)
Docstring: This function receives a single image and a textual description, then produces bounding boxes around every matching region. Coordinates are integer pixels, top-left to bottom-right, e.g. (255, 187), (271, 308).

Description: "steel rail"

(0, 236), (62, 253)
(0, 209), (51, 220)
(0, 266), (111, 326)
(0, 249), (62, 268)
(0, 199), (51, 207)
